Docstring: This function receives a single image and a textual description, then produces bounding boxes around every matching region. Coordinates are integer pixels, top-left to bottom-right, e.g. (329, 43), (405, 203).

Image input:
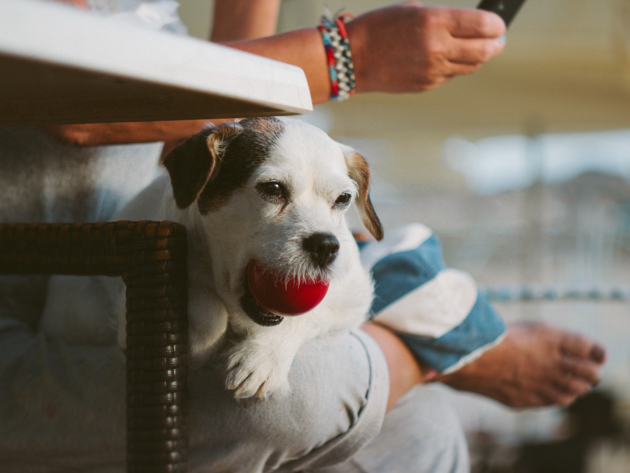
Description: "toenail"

(590, 345), (606, 362)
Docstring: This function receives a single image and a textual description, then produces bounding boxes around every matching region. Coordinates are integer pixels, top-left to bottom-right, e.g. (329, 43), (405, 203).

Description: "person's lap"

(311, 385), (469, 473)
(0, 319), (391, 472)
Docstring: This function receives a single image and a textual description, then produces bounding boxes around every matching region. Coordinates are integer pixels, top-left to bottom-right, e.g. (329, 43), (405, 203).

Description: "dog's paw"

(224, 341), (292, 399)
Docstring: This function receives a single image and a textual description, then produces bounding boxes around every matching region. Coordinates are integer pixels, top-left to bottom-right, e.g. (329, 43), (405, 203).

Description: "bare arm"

(44, 1), (505, 146)
(225, 3), (506, 102)
(42, 120), (216, 147)
(362, 322), (434, 412)
(211, 0), (280, 41)
(221, 28), (332, 105)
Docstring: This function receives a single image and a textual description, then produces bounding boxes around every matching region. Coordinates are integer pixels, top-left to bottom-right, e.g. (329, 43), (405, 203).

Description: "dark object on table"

(477, 0), (527, 27)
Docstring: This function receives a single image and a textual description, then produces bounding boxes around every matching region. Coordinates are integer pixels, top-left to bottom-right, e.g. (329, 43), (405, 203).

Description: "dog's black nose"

(303, 233), (340, 268)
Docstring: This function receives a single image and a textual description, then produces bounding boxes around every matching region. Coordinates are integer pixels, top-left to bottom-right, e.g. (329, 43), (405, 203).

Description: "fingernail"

(498, 35), (506, 45)
(591, 345), (606, 363)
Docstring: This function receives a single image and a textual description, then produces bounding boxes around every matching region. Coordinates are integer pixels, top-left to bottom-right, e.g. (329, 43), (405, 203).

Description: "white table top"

(0, 0), (312, 125)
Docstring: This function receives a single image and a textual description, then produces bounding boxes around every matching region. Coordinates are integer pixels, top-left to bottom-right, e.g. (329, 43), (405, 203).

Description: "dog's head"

(163, 117), (382, 325)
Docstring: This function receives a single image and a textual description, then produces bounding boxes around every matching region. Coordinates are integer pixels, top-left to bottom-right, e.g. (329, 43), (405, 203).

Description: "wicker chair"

(0, 220), (189, 473)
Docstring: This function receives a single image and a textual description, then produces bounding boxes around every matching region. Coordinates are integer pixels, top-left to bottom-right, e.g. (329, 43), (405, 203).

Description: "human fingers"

(447, 37), (505, 65)
(413, 37), (504, 81)
(445, 8), (506, 39)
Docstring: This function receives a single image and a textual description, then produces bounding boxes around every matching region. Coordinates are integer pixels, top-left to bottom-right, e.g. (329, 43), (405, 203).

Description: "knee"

(353, 385), (469, 473)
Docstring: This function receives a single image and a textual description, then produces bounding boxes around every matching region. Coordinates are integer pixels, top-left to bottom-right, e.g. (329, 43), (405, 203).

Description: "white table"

(0, 0), (312, 125)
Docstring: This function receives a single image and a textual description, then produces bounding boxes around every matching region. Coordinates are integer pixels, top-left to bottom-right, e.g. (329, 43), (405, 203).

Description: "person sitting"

(0, 1), (606, 472)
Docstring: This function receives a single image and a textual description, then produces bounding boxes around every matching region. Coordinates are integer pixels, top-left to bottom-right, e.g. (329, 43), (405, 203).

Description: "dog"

(40, 117), (383, 399)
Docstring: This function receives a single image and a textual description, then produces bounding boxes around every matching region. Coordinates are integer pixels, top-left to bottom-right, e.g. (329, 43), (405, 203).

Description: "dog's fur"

(40, 117), (383, 399)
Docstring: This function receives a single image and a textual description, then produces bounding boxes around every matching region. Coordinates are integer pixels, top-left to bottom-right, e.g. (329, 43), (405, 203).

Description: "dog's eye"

(335, 193), (352, 206)
(257, 182), (285, 199)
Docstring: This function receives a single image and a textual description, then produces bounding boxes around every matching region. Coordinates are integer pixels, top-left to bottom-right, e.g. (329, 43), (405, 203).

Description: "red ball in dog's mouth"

(246, 260), (329, 316)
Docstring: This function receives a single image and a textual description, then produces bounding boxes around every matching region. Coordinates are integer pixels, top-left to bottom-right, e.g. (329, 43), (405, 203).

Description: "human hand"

(346, 2), (506, 93)
(436, 323), (607, 408)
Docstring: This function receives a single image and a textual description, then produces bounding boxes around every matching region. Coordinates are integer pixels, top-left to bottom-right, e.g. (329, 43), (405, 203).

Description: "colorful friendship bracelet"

(318, 13), (356, 101)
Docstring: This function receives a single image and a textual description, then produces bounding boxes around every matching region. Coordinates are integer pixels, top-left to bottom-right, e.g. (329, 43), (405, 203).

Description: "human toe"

(560, 357), (602, 386)
(590, 343), (607, 363)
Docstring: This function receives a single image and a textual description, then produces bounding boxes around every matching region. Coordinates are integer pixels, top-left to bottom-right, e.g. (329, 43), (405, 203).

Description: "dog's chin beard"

(240, 277), (284, 327)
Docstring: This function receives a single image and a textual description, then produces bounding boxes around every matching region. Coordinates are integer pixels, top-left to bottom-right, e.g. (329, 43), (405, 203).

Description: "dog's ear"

(163, 123), (243, 209)
(341, 145), (384, 241)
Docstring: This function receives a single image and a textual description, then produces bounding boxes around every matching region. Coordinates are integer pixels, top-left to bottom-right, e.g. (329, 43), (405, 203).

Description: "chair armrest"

(0, 221), (189, 473)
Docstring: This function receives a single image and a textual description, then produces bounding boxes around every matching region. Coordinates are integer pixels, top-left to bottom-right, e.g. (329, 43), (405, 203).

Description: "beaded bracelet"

(318, 13), (356, 101)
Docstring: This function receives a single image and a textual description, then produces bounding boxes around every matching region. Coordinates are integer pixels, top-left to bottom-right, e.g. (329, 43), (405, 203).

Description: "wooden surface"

(0, 0), (312, 125)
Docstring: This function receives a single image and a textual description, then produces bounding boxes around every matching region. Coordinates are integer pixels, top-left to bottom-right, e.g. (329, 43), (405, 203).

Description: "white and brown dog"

(41, 117), (383, 399)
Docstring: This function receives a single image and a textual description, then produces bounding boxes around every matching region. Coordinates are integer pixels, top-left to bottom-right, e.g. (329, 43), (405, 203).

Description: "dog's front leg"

(186, 284), (229, 367)
(224, 322), (306, 399)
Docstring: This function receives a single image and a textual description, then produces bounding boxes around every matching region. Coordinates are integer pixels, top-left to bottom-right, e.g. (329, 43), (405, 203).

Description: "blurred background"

(179, 1), (630, 471)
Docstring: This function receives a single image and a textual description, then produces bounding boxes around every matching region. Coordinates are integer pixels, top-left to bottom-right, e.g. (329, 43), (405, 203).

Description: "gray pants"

(314, 385), (470, 473)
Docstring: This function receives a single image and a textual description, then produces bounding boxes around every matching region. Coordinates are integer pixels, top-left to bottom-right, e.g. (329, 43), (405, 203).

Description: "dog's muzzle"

(302, 233), (339, 269)
(240, 256), (332, 326)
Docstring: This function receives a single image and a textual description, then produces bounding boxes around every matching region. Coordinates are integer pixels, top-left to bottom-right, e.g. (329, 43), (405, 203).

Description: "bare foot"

(436, 323), (607, 408)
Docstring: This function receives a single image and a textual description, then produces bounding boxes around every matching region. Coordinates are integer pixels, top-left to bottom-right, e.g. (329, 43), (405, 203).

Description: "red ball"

(246, 260), (329, 316)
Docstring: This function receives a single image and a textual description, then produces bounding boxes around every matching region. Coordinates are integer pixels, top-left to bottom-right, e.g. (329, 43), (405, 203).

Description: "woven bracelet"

(318, 13), (356, 101)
